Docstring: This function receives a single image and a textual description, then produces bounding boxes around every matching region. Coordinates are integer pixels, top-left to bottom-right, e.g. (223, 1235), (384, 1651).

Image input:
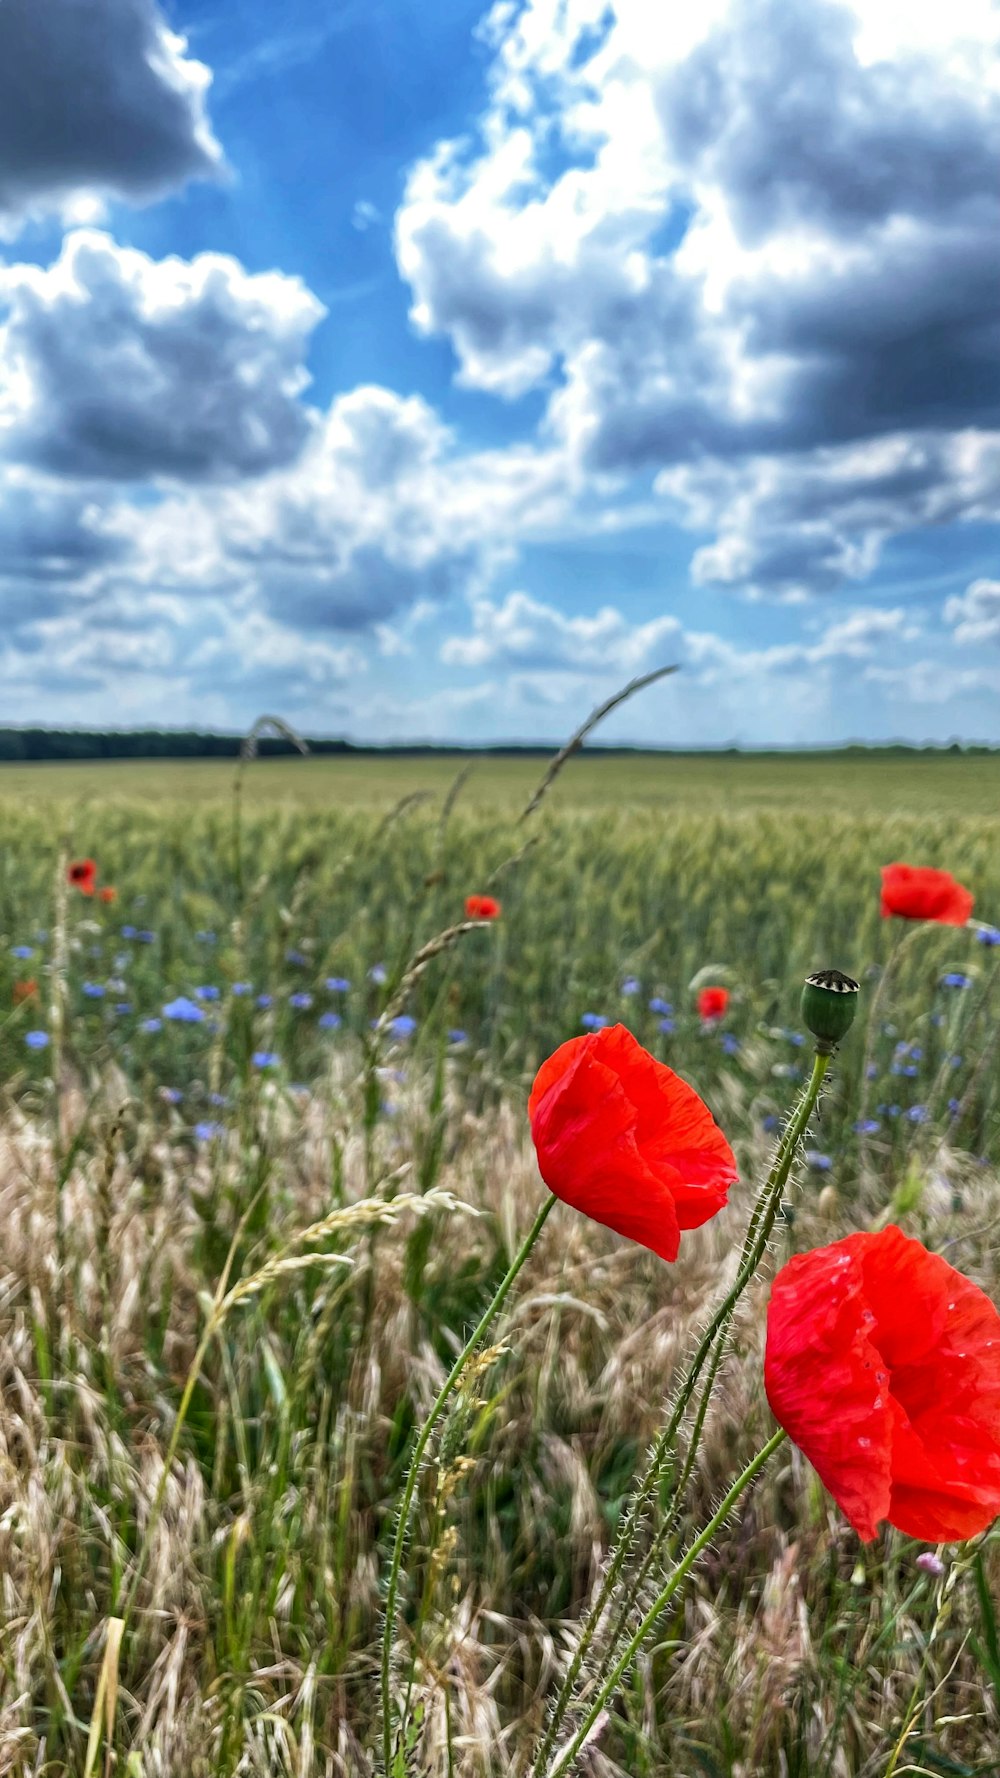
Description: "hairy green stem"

(545, 1429), (788, 1778)
(380, 1193), (555, 1775)
(533, 1050), (829, 1774)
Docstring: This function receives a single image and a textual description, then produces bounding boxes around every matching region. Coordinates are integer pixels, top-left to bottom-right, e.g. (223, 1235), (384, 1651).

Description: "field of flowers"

(0, 746), (999, 1777)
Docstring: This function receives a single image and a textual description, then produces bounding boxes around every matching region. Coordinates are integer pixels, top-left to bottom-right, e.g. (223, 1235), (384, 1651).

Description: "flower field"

(0, 748), (999, 1776)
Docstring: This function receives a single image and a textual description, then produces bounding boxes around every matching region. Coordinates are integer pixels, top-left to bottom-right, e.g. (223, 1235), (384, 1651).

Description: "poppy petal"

(765, 1243), (893, 1541)
(530, 1035), (682, 1260)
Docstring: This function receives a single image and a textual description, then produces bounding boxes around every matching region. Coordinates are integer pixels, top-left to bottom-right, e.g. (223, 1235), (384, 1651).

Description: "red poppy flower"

(465, 894), (501, 920)
(528, 1024), (737, 1263)
(697, 986), (729, 1022)
(67, 859), (96, 896)
(880, 863), (973, 926)
(99, 886), (117, 904)
(765, 1226), (1000, 1543)
(12, 979), (37, 1005)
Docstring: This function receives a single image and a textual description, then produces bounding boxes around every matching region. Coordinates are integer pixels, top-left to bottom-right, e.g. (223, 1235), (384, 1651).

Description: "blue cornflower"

(762, 1114), (780, 1132)
(160, 1087), (182, 1106)
(853, 1118), (880, 1134)
(621, 976), (640, 996)
(941, 972), (972, 989)
(950, 1054), (963, 1069)
(580, 1012), (607, 1030)
(804, 1150), (833, 1172)
(720, 1033), (741, 1055)
(10, 945), (33, 960)
(252, 1050), (280, 1069)
(82, 982), (105, 998)
(318, 1010), (341, 1030)
(785, 1031), (805, 1047)
(114, 1002), (131, 1015)
(286, 947), (307, 965)
(137, 931), (155, 944)
(140, 1017), (162, 1034)
(930, 1011), (945, 1027)
(369, 964), (387, 984)
(448, 1028), (468, 1045)
(887, 1104), (901, 1119)
(25, 1030), (49, 1050)
(649, 997), (672, 1015)
(948, 1098), (962, 1116)
(121, 925), (138, 940)
(196, 930), (216, 944)
(326, 977), (351, 992)
(231, 982), (252, 996)
(208, 1091), (227, 1107)
(289, 991), (313, 1010)
(865, 1063), (878, 1079)
(256, 994), (273, 1009)
(163, 996), (204, 1023)
(194, 1121), (223, 1142)
(388, 1014), (417, 1039)
(194, 985), (220, 1001)
(907, 1105), (931, 1124)
(658, 1017), (675, 1035)
(976, 925), (1000, 946)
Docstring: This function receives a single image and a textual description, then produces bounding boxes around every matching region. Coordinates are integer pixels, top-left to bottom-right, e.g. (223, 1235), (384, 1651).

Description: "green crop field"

(1, 743), (998, 813)
(0, 745), (999, 1776)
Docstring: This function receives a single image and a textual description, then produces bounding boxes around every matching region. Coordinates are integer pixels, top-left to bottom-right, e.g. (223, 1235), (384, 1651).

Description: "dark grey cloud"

(233, 540), (482, 631)
(0, 231), (325, 480)
(658, 0), (1000, 243)
(0, 0), (222, 230)
(0, 475), (133, 634)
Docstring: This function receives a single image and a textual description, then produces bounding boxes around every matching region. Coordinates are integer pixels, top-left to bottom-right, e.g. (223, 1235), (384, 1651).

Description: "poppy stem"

(381, 1192), (555, 1776)
(544, 1428), (788, 1778)
(533, 1050), (828, 1775)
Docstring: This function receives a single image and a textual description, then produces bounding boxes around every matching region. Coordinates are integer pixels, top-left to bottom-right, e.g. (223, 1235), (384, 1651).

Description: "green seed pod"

(801, 968), (860, 1052)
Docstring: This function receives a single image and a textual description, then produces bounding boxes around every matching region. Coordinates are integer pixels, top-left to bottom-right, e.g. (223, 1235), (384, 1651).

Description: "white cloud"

(0, 0), (222, 236)
(394, 0), (1000, 598)
(945, 578), (1000, 645)
(441, 589), (684, 669)
(0, 231), (325, 480)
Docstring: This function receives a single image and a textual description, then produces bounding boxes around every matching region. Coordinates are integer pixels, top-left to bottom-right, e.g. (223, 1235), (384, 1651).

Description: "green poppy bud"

(801, 968), (860, 1053)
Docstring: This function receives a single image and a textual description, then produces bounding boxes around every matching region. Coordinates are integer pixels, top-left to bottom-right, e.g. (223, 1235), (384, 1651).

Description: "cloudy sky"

(1, 0), (999, 745)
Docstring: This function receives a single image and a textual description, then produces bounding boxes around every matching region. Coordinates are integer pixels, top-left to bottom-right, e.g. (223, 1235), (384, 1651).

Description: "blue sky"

(0, 0), (999, 745)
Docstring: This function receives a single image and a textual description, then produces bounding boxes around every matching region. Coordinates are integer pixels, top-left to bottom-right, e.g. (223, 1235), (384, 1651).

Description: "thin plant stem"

(380, 1193), (556, 1776)
(544, 1429), (788, 1778)
(533, 1049), (829, 1773)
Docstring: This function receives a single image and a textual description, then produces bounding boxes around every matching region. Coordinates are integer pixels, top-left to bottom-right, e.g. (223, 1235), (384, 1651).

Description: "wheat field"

(0, 748), (997, 1776)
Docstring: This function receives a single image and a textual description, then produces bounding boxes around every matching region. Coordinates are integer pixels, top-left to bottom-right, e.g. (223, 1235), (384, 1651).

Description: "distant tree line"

(0, 729), (993, 762)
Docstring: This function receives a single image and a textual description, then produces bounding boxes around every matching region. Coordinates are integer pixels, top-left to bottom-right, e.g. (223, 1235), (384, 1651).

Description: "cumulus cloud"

(441, 589), (918, 684)
(395, 0), (1000, 596)
(442, 590), (684, 670)
(133, 384), (575, 628)
(0, 0), (222, 234)
(945, 578), (1000, 645)
(0, 232), (325, 481)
